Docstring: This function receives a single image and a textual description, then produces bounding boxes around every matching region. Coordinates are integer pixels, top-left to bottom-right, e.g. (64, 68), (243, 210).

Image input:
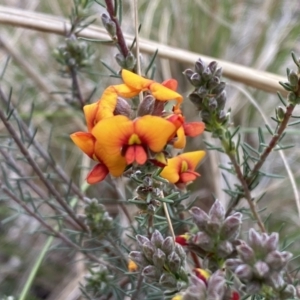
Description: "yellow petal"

(179, 151), (206, 170)
(149, 82), (183, 104)
(83, 103), (99, 132)
(70, 132), (95, 159)
(112, 83), (140, 98)
(121, 69), (153, 90)
(92, 115), (131, 176)
(160, 156), (181, 183)
(173, 126), (186, 149)
(135, 116), (177, 152)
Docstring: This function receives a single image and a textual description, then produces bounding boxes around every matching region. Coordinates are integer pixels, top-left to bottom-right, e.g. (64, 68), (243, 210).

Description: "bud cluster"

(84, 265), (114, 297)
(184, 59), (229, 135)
(226, 229), (295, 298)
(187, 200), (242, 261)
(173, 271), (239, 300)
(84, 199), (114, 237)
(280, 67), (300, 105)
(129, 230), (188, 292)
(53, 37), (93, 70)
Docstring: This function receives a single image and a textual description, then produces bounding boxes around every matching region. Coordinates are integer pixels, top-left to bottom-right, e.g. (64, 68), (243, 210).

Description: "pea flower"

(83, 69), (184, 131)
(71, 114), (183, 183)
(160, 151), (206, 186)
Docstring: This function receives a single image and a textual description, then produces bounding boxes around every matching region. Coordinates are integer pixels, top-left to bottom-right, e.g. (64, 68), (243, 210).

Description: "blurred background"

(1, 0), (300, 298)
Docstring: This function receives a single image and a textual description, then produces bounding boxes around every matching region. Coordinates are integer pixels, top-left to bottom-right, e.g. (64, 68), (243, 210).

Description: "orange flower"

(166, 114), (205, 149)
(91, 115), (182, 168)
(83, 69), (183, 131)
(70, 132), (122, 184)
(160, 151), (205, 185)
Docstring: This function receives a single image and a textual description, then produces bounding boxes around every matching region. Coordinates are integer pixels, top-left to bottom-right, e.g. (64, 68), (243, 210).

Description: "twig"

(70, 65), (85, 109)
(161, 191), (175, 241)
(0, 6), (287, 94)
(104, 0), (129, 58)
(0, 104), (89, 232)
(131, 272), (144, 300)
(228, 153), (266, 233)
(0, 148), (80, 230)
(0, 180), (114, 268)
(226, 103), (295, 216)
(0, 87), (86, 203)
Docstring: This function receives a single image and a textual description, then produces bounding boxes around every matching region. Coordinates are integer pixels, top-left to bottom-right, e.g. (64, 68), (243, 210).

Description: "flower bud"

(151, 230), (164, 248)
(265, 250), (285, 271)
(195, 59), (205, 74)
(226, 258), (243, 272)
(208, 61), (218, 74)
(202, 67), (212, 81)
(175, 243), (186, 262)
(192, 231), (214, 252)
(215, 91), (227, 110)
(128, 259), (138, 272)
(266, 272), (284, 290)
(125, 51), (136, 70)
(248, 228), (263, 252)
(101, 13), (116, 38)
(115, 53), (126, 68)
(162, 236), (175, 255)
(281, 251), (293, 263)
(253, 261), (269, 278)
(209, 200), (225, 223)
(137, 95), (155, 116)
(275, 106), (285, 122)
(197, 86), (208, 97)
(136, 234), (150, 247)
(152, 100), (165, 116)
(214, 67), (223, 78)
(128, 251), (147, 266)
(235, 264), (253, 281)
(142, 241), (156, 261)
(188, 93), (203, 107)
(183, 69), (196, 85)
(281, 284), (296, 299)
(220, 213), (242, 241)
(168, 251), (181, 273)
(114, 97), (132, 117)
(207, 272), (226, 298)
(211, 82), (226, 95)
(152, 248), (166, 269)
(237, 243), (255, 264)
(189, 207), (209, 231)
(190, 73), (202, 86)
(246, 281), (261, 294)
(288, 91), (297, 103)
(159, 273), (177, 289)
(142, 265), (158, 279)
(217, 240), (233, 258)
(288, 70), (299, 87)
(208, 98), (218, 110)
(207, 76), (221, 90)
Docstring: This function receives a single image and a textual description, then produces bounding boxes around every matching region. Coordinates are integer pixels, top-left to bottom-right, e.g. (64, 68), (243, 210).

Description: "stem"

(105, 0), (129, 58)
(0, 180), (113, 267)
(0, 87), (86, 203)
(162, 200), (176, 241)
(226, 103), (295, 216)
(70, 65), (85, 109)
(228, 152), (266, 232)
(0, 105), (88, 232)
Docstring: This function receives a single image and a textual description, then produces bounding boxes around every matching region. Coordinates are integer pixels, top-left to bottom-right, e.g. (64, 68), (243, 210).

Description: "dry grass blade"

(0, 5), (286, 94)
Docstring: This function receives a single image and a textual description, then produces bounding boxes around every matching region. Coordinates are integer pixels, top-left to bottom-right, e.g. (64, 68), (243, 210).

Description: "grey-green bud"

(125, 51), (136, 70)
(235, 264), (253, 281)
(162, 236), (175, 255)
(152, 248), (166, 269)
(237, 243), (255, 265)
(151, 230), (164, 248)
(220, 213), (242, 241)
(159, 273), (177, 289)
(142, 265), (158, 279)
(253, 261), (269, 278)
(195, 59), (205, 74)
(142, 241), (155, 261)
(167, 251), (181, 273)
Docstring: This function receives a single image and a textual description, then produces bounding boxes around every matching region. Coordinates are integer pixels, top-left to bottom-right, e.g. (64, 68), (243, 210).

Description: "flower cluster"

(128, 230), (188, 291)
(177, 200), (242, 262)
(226, 229), (295, 298)
(184, 59), (229, 137)
(84, 199), (114, 237)
(71, 69), (205, 185)
(172, 271), (240, 300)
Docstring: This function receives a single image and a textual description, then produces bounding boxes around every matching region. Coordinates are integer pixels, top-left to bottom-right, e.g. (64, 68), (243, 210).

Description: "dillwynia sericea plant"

(2, 1), (300, 299)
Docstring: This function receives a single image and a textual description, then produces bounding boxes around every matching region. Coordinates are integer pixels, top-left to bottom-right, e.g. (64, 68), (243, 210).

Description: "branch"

(0, 6), (286, 94)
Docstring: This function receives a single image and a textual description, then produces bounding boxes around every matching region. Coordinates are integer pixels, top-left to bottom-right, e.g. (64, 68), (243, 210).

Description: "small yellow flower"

(128, 259), (138, 272)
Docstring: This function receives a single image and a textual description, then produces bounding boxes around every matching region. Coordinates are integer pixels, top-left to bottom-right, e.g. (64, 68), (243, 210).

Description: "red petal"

(125, 146), (135, 165)
(135, 145), (147, 165)
(161, 79), (178, 91)
(86, 163), (109, 184)
(180, 171), (200, 183)
(183, 122), (205, 137)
